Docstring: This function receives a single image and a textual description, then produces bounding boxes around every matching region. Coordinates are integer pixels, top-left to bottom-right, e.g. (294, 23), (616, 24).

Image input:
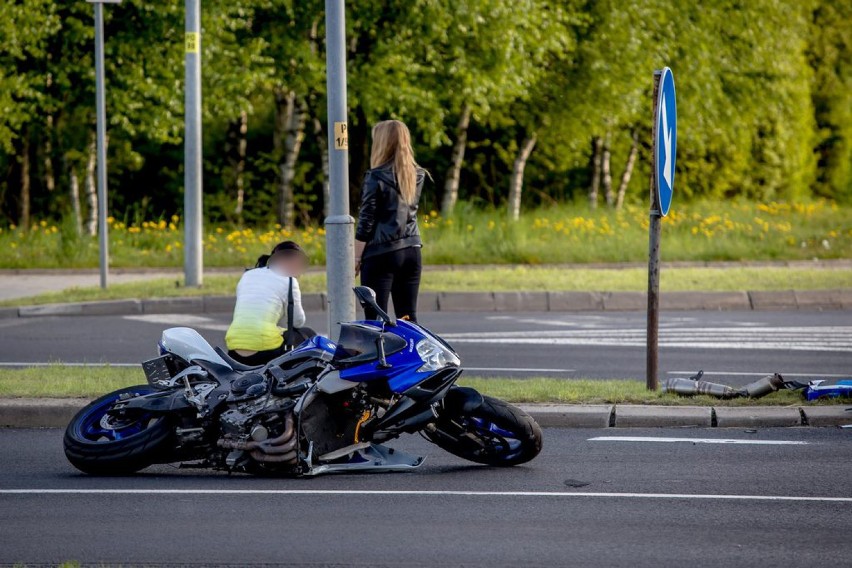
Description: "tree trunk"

(441, 104), (471, 216)
(68, 162), (83, 235)
(276, 91), (307, 228)
(273, 88), (292, 225)
(314, 116), (330, 217)
(602, 132), (614, 207)
(273, 88), (288, 156)
(43, 114), (55, 194)
(589, 136), (603, 209)
(84, 133), (98, 236)
(307, 19), (329, 218)
(227, 110), (248, 217)
(19, 133), (31, 230)
(615, 130), (640, 210)
(348, 105), (370, 207)
(507, 134), (537, 221)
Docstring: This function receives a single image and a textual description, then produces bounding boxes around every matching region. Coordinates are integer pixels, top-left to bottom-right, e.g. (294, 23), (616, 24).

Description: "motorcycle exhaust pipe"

(663, 377), (737, 399)
(250, 449), (297, 464)
(255, 436), (298, 455)
(738, 373), (785, 399)
(217, 413), (295, 453)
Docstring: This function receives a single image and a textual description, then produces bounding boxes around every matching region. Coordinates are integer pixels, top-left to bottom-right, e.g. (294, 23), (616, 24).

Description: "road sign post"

(646, 67), (677, 391)
(87, 0), (122, 289)
(324, 0), (356, 339)
(184, 0), (203, 287)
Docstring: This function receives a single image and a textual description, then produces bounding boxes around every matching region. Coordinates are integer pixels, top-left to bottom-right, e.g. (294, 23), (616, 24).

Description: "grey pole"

(184, 0), (203, 287)
(90, 0), (116, 289)
(646, 71), (663, 391)
(324, 0), (356, 339)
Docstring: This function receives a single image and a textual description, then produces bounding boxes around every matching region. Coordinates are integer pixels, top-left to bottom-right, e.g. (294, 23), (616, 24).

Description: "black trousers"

(228, 327), (316, 366)
(360, 246), (422, 322)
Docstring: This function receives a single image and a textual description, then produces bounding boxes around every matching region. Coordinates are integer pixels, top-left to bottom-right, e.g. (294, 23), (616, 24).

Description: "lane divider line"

(0, 489), (848, 503)
(0, 362), (138, 367)
(464, 367), (575, 373)
(666, 371), (850, 378)
(588, 436), (809, 445)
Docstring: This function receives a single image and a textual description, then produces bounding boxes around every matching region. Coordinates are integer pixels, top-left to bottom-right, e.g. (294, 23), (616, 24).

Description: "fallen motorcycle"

(64, 287), (542, 476)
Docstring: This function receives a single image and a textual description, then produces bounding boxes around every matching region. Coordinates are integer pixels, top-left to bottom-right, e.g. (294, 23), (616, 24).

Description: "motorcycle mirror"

(352, 286), (396, 326)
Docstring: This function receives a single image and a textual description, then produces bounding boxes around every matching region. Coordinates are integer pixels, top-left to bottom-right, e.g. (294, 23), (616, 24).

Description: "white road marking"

(588, 436), (809, 446)
(465, 367), (574, 373)
(0, 362), (138, 368)
(667, 371), (850, 378)
(443, 326), (852, 352)
(0, 362), (574, 375)
(0, 489), (848, 503)
(123, 314), (228, 332)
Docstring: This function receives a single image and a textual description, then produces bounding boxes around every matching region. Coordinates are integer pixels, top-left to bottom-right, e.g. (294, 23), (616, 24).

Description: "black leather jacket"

(355, 163), (425, 259)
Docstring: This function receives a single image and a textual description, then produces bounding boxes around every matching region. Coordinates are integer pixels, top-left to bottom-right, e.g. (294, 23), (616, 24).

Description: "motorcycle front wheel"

(64, 385), (174, 475)
(425, 395), (542, 466)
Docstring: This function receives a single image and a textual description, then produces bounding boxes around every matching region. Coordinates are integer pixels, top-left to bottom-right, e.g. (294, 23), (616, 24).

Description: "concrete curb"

(2, 289), (850, 319)
(2, 399), (848, 429)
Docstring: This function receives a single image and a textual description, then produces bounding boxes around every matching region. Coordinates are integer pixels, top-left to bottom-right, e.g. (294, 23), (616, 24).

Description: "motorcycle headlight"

(416, 338), (460, 372)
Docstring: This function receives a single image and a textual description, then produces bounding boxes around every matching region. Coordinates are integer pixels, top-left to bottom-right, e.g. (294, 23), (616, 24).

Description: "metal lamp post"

(87, 0), (122, 289)
(184, 0), (203, 287)
(324, 0), (356, 339)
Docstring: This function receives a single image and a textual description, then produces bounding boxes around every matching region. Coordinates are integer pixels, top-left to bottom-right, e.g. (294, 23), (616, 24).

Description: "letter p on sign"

(334, 122), (348, 150)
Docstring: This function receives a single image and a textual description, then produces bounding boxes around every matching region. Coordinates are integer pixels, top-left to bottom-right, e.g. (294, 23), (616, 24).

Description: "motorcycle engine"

(299, 392), (364, 458)
(219, 394), (293, 438)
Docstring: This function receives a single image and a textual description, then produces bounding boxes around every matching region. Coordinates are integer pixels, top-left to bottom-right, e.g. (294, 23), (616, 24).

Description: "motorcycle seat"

(214, 346), (265, 373)
(193, 358), (241, 382)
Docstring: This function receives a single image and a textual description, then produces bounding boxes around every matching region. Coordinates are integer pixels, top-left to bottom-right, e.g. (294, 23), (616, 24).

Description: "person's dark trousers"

(228, 327), (317, 366)
(360, 246), (422, 322)
(228, 347), (284, 367)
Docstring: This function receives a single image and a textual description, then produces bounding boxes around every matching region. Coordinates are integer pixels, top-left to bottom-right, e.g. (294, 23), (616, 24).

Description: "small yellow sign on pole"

(185, 32), (199, 54)
(334, 121), (348, 150)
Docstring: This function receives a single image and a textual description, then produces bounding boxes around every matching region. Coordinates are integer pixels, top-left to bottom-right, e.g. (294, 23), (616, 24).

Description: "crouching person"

(225, 241), (316, 366)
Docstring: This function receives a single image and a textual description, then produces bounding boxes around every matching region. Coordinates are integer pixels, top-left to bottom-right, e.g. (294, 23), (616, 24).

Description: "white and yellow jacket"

(225, 267), (306, 352)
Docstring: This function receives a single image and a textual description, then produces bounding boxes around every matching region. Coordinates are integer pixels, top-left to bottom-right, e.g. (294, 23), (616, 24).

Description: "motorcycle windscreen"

(333, 323), (407, 365)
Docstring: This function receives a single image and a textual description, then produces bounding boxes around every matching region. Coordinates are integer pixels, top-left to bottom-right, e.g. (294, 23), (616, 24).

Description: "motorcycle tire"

(64, 385), (174, 475)
(429, 395), (542, 466)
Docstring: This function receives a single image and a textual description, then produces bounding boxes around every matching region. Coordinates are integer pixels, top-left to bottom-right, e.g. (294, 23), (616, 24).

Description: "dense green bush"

(0, 0), (850, 232)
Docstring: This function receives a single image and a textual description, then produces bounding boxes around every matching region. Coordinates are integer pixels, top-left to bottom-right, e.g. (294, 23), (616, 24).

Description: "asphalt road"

(1, 427), (850, 567)
(0, 310), (849, 386)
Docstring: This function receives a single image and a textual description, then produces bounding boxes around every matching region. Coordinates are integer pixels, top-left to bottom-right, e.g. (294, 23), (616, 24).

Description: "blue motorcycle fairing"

(338, 319), (453, 394)
(285, 335), (338, 359)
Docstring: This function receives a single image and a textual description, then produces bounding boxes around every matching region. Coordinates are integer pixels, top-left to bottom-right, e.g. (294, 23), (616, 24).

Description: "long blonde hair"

(370, 120), (419, 204)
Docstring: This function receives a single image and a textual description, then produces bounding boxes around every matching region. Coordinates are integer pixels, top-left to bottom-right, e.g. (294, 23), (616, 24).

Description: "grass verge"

(0, 365), (845, 406)
(2, 265), (850, 308)
(2, 200), (850, 269)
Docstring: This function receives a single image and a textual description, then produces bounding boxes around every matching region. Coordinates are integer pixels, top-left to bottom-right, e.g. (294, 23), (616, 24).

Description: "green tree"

(807, 1), (852, 202)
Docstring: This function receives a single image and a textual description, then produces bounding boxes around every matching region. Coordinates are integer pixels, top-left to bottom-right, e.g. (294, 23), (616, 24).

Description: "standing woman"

(355, 120), (428, 322)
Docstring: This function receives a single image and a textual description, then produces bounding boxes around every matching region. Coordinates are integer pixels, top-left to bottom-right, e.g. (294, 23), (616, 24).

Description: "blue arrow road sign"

(655, 67), (676, 217)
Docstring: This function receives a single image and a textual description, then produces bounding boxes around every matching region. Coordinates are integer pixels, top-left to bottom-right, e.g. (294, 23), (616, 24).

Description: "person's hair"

(370, 120), (421, 204)
(255, 241), (307, 268)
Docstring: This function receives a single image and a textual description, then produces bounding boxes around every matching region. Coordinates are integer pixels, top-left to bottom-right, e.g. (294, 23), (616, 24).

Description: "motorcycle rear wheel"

(64, 385), (174, 475)
(427, 395), (542, 466)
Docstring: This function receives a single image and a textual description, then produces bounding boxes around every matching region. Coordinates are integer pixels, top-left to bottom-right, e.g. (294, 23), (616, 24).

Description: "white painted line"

(0, 362), (138, 368)
(0, 364), (573, 373)
(123, 314), (229, 332)
(0, 489), (848, 503)
(465, 367), (574, 373)
(588, 436), (809, 446)
(445, 326), (852, 338)
(666, 371), (851, 378)
(442, 325), (852, 354)
(123, 314), (215, 325)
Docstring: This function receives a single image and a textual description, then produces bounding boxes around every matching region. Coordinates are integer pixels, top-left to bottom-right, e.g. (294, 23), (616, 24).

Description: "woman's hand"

(354, 239), (366, 277)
